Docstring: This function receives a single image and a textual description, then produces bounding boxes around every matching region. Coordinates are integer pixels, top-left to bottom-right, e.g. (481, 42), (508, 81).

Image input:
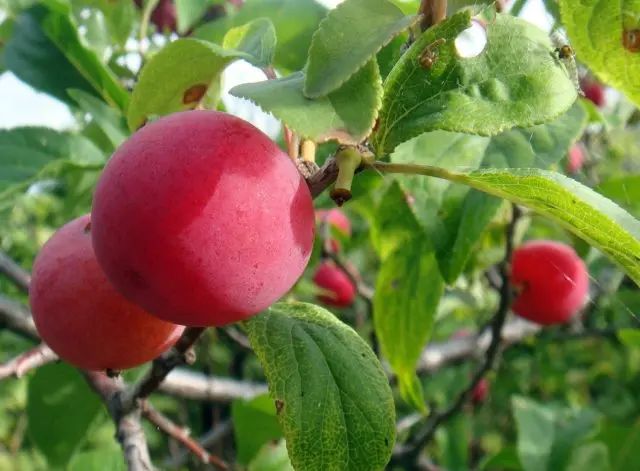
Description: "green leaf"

(304, 0), (417, 98)
(128, 20), (276, 130)
(232, 394), (283, 465)
(512, 396), (556, 471)
(398, 373), (427, 414)
(390, 164), (640, 286)
(559, 0), (640, 107)
(68, 449), (126, 471)
(244, 302), (396, 471)
(175, 0), (211, 35)
(566, 443), (610, 471)
(594, 421), (640, 471)
(68, 89), (129, 151)
(0, 19), (15, 74)
(231, 60), (382, 144)
(5, 3), (128, 112)
(596, 175), (640, 218)
(0, 126), (105, 196)
(102, 0), (135, 47)
(249, 440), (294, 471)
(27, 363), (104, 467)
(192, 0), (327, 72)
(371, 11), (578, 156)
(392, 103), (587, 282)
(480, 447), (524, 471)
(547, 408), (601, 471)
(222, 17), (277, 68)
(436, 414), (471, 471)
(618, 328), (640, 348)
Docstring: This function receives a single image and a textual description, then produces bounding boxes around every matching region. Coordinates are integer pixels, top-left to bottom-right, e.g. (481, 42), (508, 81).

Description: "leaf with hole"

(244, 302), (396, 471)
(127, 18), (276, 130)
(371, 11), (579, 155)
(231, 60), (382, 144)
(559, 0), (640, 107)
(304, 0), (417, 98)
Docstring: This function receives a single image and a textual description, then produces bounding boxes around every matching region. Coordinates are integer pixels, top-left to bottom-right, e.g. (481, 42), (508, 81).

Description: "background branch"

(418, 0), (448, 31)
(0, 343), (57, 379)
(0, 252), (30, 293)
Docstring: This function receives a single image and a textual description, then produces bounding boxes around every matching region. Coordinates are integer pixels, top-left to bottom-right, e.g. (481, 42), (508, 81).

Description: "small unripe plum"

(134, 0), (177, 33)
(471, 379), (489, 403)
(313, 261), (356, 308)
(316, 208), (351, 236)
(567, 144), (584, 174)
(581, 79), (606, 107)
(510, 240), (589, 326)
(92, 110), (315, 327)
(30, 215), (185, 371)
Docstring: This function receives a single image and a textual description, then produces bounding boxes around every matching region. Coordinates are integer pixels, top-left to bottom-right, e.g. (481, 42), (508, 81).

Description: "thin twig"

(393, 204), (522, 464)
(0, 251), (30, 293)
(141, 401), (228, 470)
(221, 326), (252, 350)
(163, 421), (233, 469)
(0, 343), (57, 379)
(0, 295), (39, 341)
(119, 327), (206, 413)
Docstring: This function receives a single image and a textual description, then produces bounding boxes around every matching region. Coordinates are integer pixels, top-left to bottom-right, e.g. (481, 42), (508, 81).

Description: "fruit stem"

(301, 139), (317, 163)
(331, 147), (363, 206)
(288, 132), (300, 162)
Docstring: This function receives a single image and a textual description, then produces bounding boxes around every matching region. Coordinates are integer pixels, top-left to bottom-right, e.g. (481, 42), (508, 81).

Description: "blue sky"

(0, 0), (552, 132)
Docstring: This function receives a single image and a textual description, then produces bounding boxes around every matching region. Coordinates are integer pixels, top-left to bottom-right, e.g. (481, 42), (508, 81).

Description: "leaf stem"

(301, 139), (317, 163)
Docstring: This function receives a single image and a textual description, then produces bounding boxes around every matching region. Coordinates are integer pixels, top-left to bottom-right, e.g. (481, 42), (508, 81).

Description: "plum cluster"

(30, 111), (315, 370)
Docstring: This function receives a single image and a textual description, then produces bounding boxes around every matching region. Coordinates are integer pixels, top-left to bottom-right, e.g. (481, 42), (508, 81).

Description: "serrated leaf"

(192, 0), (327, 72)
(512, 396), (556, 471)
(5, 3), (128, 111)
(231, 60), (382, 144)
(304, 0), (417, 98)
(232, 394), (283, 465)
(128, 20), (276, 130)
(371, 11), (578, 155)
(393, 102), (587, 282)
(396, 165), (640, 286)
(244, 302), (396, 471)
(68, 89), (129, 150)
(27, 363), (104, 467)
(559, 0), (640, 107)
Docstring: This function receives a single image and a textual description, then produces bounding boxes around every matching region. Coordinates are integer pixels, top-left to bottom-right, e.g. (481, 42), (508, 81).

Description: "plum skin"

(313, 261), (356, 308)
(316, 208), (351, 236)
(29, 215), (185, 371)
(509, 240), (589, 326)
(567, 144), (584, 174)
(91, 110), (315, 327)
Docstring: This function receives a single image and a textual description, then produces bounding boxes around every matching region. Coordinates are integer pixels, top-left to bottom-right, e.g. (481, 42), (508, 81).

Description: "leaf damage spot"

(183, 84), (208, 106)
(622, 29), (640, 53)
(275, 399), (285, 415)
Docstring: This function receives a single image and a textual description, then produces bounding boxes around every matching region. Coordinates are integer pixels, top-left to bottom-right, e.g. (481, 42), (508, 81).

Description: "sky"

(0, 0), (552, 133)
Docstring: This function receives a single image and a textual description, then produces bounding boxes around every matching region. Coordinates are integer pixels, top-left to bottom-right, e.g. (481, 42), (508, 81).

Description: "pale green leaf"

(231, 60), (382, 144)
(249, 440), (294, 471)
(304, 0), (417, 98)
(618, 328), (640, 348)
(232, 394), (283, 465)
(128, 19), (276, 130)
(68, 89), (129, 150)
(371, 11), (578, 155)
(223, 17), (277, 68)
(69, 449), (126, 471)
(566, 443), (610, 471)
(398, 372), (427, 414)
(512, 396), (556, 471)
(244, 302), (396, 471)
(559, 0), (640, 107)
(175, 0), (211, 34)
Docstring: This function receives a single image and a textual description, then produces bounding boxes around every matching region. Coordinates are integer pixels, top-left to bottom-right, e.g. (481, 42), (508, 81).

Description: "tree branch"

(159, 368), (267, 401)
(140, 401), (228, 470)
(418, 0), (448, 31)
(0, 343), (57, 379)
(0, 251), (31, 293)
(84, 371), (156, 471)
(163, 420), (233, 469)
(0, 295), (39, 341)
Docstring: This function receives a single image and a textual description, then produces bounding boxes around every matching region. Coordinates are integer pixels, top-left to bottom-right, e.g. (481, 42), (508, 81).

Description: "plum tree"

(509, 240), (589, 325)
(312, 261), (356, 308)
(29, 215), (185, 371)
(566, 144), (584, 173)
(91, 110), (316, 327)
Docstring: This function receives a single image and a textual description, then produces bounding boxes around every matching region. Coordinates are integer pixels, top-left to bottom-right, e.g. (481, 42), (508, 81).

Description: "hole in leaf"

(455, 20), (488, 59)
(183, 83), (208, 106)
(622, 28), (640, 52)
